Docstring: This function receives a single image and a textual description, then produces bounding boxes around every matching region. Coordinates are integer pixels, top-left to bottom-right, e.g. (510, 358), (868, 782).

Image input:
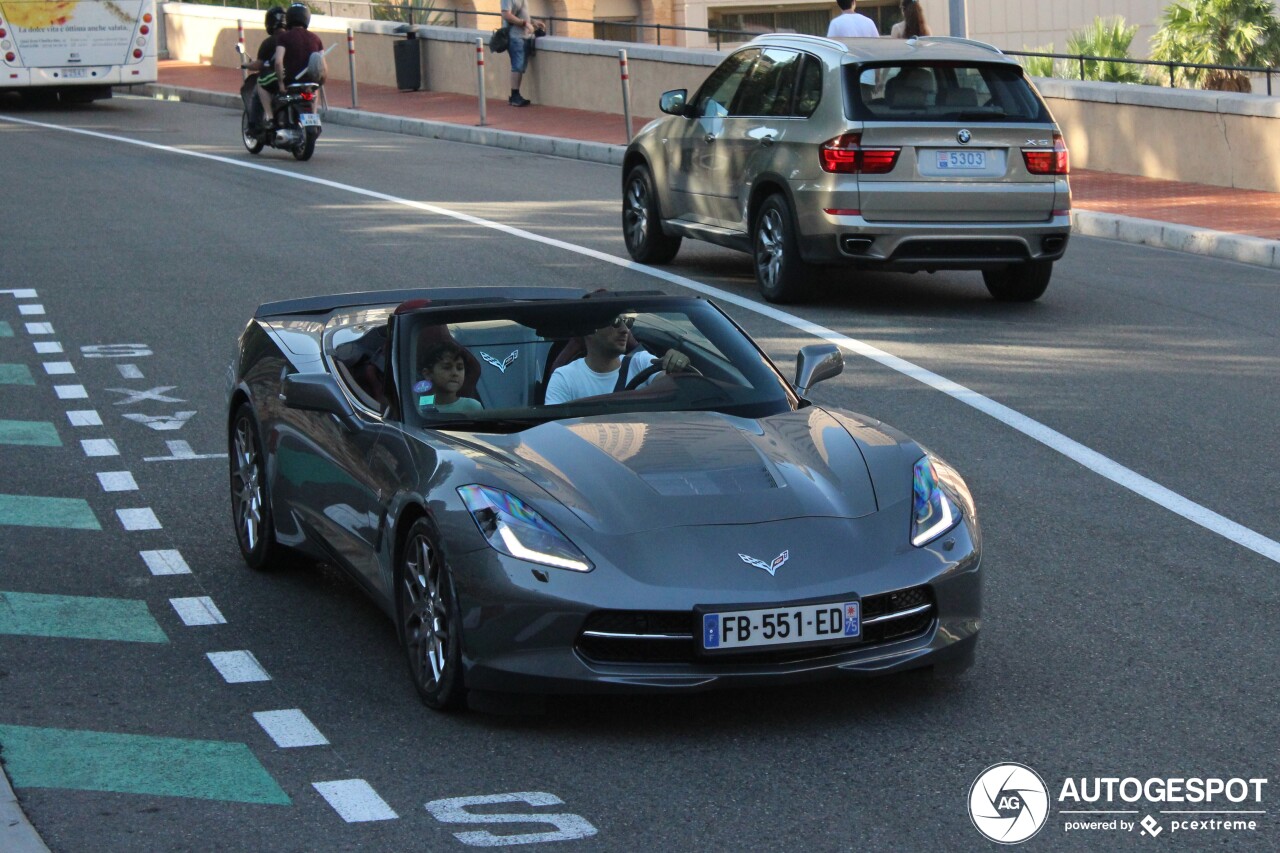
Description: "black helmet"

(285, 3), (310, 29)
(265, 6), (286, 34)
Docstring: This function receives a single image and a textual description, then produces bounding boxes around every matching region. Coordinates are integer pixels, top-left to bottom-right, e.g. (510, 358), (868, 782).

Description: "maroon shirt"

(274, 28), (323, 85)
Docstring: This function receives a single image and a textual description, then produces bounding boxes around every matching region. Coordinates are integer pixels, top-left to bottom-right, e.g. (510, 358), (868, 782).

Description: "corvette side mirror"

(282, 372), (355, 420)
(794, 344), (843, 396)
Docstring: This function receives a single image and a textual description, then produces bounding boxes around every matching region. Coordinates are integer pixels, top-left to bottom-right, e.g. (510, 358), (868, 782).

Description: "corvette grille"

(575, 586), (935, 666)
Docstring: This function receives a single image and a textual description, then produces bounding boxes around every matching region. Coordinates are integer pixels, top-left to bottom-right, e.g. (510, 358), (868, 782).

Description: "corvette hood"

(456, 409), (878, 535)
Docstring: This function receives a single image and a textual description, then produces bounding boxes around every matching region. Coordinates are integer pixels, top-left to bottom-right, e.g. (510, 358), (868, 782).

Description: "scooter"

(236, 46), (322, 162)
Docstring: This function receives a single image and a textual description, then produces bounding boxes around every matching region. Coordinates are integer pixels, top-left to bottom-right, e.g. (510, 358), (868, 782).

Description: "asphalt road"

(0, 93), (1277, 852)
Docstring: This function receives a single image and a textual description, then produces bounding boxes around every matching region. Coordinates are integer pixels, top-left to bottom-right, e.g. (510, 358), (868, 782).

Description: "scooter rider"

(271, 4), (325, 102)
(243, 6), (286, 132)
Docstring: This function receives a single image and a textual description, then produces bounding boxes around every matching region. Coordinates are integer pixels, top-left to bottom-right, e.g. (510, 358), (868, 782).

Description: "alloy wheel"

(402, 533), (449, 691)
(756, 208), (784, 291)
(231, 417), (262, 554)
(624, 177), (649, 250)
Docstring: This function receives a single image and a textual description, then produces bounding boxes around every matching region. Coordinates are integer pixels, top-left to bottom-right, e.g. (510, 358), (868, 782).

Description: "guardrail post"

(476, 38), (487, 127)
(619, 49), (633, 143)
(1168, 62), (1176, 87)
(347, 28), (358, 109)
(237, 19), (246, 79)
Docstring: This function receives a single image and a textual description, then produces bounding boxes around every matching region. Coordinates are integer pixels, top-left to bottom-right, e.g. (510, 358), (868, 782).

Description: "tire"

(241, 110), (264, 155)
(983, 261), (1052, 302)
(753, 194), (813, 304)
(228, 404), (287, 570)
(293, 127), (317, 161)
(398, 519), (466, 711)
(622, 164), (681, 264)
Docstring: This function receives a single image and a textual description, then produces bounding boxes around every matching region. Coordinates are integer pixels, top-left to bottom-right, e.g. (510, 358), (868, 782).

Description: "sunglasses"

(602, 315), (636, 330)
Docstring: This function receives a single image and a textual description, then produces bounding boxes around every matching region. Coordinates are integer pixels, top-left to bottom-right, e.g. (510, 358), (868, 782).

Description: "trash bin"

(393, 31), (423, 91)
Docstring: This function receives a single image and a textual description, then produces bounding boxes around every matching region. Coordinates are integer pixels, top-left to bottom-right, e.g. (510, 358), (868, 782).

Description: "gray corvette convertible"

(227, 288), (980, 711)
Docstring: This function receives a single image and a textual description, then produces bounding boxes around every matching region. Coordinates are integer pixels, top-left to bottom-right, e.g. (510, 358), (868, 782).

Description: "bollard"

(476, 38), (487, 127)
(619, 50), (633, 144)
(347, 28), (358, 109)
(237, 19), (246, 80)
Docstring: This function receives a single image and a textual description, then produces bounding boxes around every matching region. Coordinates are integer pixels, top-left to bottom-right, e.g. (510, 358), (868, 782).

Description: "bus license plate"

(299, 113), (321, 127)
(61, 68), (88, 79)
(702, 600), (859, 652)
(936, 150), (986, 169)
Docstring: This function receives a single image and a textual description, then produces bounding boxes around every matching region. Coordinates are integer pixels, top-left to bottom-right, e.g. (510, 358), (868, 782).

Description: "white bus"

(0, 0), (157, 102)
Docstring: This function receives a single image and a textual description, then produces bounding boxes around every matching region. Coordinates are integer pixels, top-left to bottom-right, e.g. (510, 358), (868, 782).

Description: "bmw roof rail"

(751, 33), (849, 53)
(908, 35), (1004, 55)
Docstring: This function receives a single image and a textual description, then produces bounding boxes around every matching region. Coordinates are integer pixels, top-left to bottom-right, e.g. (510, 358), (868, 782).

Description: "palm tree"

(1065, 17), (1146, 83)
(1150, 0), (1280, 91)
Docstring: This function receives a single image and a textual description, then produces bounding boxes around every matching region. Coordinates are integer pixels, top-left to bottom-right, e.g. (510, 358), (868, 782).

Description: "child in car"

(416, 341), (483, 414)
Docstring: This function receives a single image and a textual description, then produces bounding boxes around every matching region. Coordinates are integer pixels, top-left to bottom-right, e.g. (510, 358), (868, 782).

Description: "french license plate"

(701, 600), (859, 652)
(299, 113), (321, 127)
(936, 149), (986, 169)
(61, 68), (87, 79)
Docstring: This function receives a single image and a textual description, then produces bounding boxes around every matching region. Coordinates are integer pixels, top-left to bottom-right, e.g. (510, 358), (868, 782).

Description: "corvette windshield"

(399, 298), (797, 429)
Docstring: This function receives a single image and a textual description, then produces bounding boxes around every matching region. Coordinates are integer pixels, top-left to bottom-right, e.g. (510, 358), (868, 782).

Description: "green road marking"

(0, 420), (61, 447)
(0, 725), (291, 805)
(0, 363), (35, 385)
(0, 494), (101, 530)
(0, 591), (167, 643)
(0, 321), (12, 337)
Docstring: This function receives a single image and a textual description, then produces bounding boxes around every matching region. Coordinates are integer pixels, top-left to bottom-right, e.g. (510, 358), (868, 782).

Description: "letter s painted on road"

(425, 791), (598, 846)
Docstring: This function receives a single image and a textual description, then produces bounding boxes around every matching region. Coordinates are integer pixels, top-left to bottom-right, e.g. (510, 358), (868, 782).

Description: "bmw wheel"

(754, 194), (812, 304)
(983, 261), (1052, 302)
(623, 164), (681, 264)
(240, 110), (264, 155)
(399, 519), (465, 710)
(229, 404), (285, 569)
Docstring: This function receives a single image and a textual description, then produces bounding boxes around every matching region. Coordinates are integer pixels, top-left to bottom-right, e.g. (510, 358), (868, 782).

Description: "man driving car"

(545, 315), (692, 404)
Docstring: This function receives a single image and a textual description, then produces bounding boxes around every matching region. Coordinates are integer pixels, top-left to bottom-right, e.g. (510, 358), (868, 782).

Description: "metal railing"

(206, 1), (1278, 94)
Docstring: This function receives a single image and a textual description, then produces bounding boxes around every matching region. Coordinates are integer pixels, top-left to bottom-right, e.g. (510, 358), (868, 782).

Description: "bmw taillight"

(820, 133), (901, 175)
(1022, 133), (1069, 175)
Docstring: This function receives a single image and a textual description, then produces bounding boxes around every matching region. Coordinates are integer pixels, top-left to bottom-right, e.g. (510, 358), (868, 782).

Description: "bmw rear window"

(843, 62), (1049, 122)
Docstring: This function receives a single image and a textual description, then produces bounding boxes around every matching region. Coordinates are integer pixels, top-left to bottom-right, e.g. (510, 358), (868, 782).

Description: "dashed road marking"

(0, 724), (291, 805)
(67, 409), (103, 427)
(0, 493), (100, 530)
(116, 507), (161, 530)
(81, 438), (120, 457)
(144, 439), (225, 461)
(0, 591), (167, 642)
(0, 289), (38, 298)
(32, 341), (62, 353)
(97, 471), (138, 492)
(313, 779), (399, 822)
(170, 596), (227, 626)
(25, 322), (53, 335)
(117, 363), (144, 379)
(42, 360), (74, 375)
(0, 419), (61, 447)
(0, 363), (36, 385)
(207, 650), (271, 683)
(18, 304), (45, 316)
(53, 384), (87, 399)
(140, 549), (190, 575)
(252, 710), (329, 748)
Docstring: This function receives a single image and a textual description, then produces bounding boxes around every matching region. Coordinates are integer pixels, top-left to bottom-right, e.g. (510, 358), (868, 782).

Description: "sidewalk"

(150, 60), (1280, 269)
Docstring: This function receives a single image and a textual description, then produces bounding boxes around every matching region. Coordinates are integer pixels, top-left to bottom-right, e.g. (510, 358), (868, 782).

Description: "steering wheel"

(623, 362), (704, 391)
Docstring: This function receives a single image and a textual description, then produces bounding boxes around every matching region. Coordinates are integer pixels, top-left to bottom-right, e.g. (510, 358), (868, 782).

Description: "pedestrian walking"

(500, 0), (543, 106)
(826, 0), (879, 38)
(891, 0), (931, 38)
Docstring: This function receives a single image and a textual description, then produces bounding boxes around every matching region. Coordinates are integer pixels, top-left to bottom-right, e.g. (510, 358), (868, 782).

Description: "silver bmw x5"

(623, 34), (1071, 303)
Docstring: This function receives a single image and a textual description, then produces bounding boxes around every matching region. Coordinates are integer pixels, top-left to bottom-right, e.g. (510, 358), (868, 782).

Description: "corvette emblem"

(480, 350), (519, 373)
(956, 129), (971, 144)
(739, 550), (789, 577)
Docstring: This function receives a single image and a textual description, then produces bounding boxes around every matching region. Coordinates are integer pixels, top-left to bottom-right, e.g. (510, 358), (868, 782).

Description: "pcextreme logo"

(968, 765), (1269, 844)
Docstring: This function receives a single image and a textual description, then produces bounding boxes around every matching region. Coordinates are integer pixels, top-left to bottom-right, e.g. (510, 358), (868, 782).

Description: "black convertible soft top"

(254, 287), (592, 319)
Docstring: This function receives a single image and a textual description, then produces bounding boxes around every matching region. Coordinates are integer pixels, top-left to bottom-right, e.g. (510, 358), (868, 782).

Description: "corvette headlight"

(911, 456), (962, 547)
(458, 485), (592, 572)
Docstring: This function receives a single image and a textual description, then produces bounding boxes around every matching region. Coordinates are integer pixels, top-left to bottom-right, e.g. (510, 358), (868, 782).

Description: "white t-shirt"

(545, 351), (659, 404)
(827, 12), (880, 38)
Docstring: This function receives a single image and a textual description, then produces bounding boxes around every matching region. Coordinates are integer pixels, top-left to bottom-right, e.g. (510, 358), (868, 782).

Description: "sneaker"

(508, 95), (531, 107)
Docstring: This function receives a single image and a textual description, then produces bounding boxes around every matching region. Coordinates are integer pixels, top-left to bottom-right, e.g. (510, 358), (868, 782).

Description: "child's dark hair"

(421, 341), (467, 373)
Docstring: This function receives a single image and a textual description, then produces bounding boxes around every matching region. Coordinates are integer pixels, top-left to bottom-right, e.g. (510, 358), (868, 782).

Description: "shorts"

(258, 70), (279, 90)
(508, 34), (528, 74)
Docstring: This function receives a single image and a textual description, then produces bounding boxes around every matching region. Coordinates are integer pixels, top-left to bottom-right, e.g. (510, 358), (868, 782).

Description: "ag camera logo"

(969, 763), (1050, 844)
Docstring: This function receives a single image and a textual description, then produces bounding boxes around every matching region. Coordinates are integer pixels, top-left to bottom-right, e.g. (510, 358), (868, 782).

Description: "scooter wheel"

(241, 110), (264, 155)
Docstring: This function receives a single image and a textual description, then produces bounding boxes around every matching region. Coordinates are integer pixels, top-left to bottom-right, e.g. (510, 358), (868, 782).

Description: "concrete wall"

(161, 2), (1280, 191)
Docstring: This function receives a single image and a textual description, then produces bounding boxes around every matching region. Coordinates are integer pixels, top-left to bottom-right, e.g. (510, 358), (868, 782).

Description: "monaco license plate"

(299, 113), (321, 127)
(936, 149), (986, 169)
(701, 600), (859, 653)
(61, 68), (88, 79)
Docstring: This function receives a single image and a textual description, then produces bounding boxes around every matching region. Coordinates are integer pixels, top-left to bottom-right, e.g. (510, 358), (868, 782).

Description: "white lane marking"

(1, 289), (38, 298)
(42, 361), (74, 375)
(33, 341), (63, 354)
(97, 471), (138, 492)
(117, 363), (144, 379)
(253, 710), (330, 748)
(207, 650), (271, 683)
(11, 116), (1278, 567)
(313, 780), (398, 823)
(116, 507), (161, 530)
(108, 386), (184, 405)
(53, 384), (87, 399)
(170, 596), (227, 626)
(143, 439), (226, 462)
(80, 438), (120, 457)
(18, 304), (45, 316)
(425, 793), (599, 846)
(66, 410), (103, 427)
(140, 549), (191, 575)
(124, 411), (195, 431)
(24, 322), (53, 335)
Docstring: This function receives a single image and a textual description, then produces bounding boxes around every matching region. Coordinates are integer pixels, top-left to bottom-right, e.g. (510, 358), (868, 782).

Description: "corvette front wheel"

(399, 519), (465, 710)
(229, 405), (287, 570)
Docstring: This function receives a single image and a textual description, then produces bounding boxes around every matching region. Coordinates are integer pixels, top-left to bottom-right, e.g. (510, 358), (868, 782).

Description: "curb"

(1, 763), (50, 853)
(143, 83), (1279, 271)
